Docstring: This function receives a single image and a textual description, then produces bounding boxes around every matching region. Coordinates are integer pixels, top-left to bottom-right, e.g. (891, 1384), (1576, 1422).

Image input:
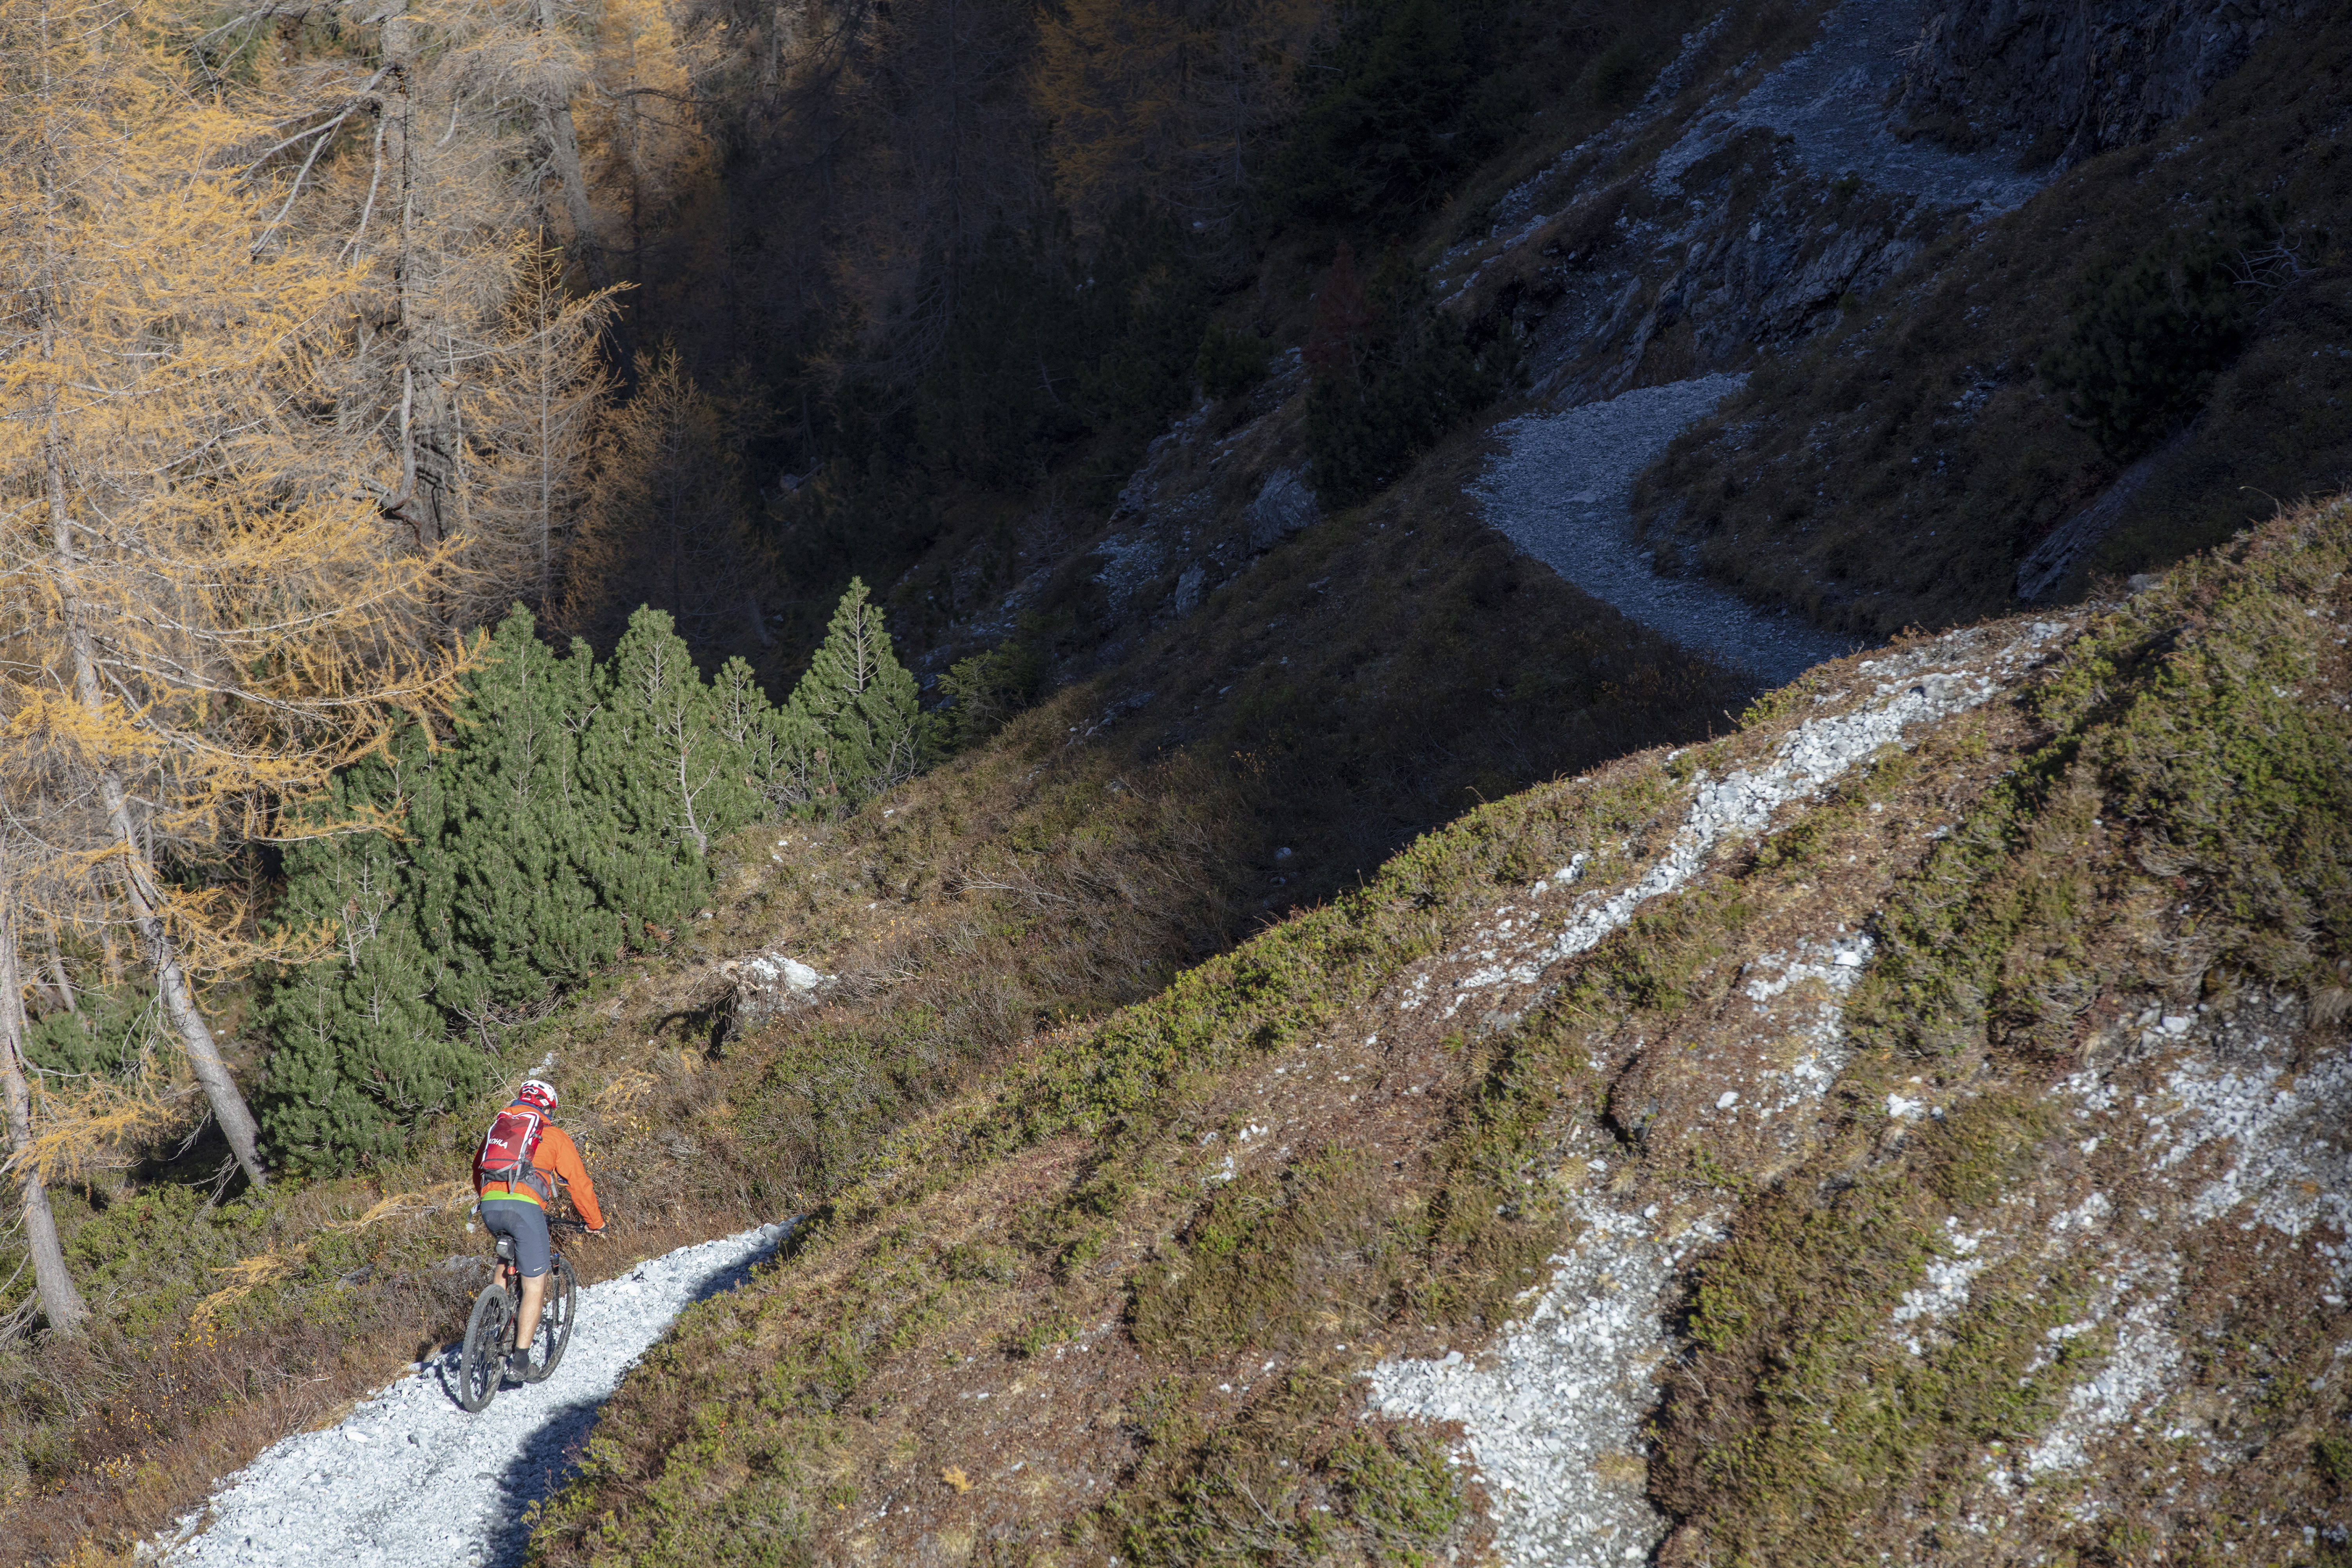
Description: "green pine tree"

(579, 607), (763, 937)
(22, 984), (158, 1078)
(414, 608), (625, 1013)
(257, 746), (485, 1172)
(254, 608), (854, 1172)
(712, 654), (822, 817)
(784, 578), (929, 815)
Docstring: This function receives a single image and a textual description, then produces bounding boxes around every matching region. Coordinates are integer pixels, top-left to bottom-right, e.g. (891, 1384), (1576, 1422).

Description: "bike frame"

(495, 1214), (587, 1287)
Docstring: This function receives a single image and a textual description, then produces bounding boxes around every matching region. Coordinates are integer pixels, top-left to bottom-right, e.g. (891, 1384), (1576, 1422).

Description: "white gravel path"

(151, 1220), (797, 1568)
(1371, 1203), (1726, 1568)
(1474, 375), (1864, 686)
(2017, 1026), (2352, 1481)
(1475, 0), (2071, 685)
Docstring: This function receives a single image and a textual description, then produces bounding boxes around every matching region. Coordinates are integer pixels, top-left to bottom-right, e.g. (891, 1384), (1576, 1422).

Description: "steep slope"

(525, 502), (2351, 1567)
(2, 423), (1749, 1564)
(1623, 2), (2352, 634)
(892, 0), (2347, 708)
(13, 4), (2350, 1562)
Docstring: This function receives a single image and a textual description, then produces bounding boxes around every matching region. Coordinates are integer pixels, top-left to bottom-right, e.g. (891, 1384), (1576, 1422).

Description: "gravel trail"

(1371, 1203), (1726, 1568)
(1474, 376), (1864, 686)
(1478, 0), (2064, 683)
(154, 1220), (797, 1568)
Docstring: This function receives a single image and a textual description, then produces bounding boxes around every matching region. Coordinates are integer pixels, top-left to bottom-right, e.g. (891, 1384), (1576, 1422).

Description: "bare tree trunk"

(43, 927), (74, 1014)
(533, 0), (603, 284)
(0, 887), (89, 1335)
(41, 422), (269, 1188)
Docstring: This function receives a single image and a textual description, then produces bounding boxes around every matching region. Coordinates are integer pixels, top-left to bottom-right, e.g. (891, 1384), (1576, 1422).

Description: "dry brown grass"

(524, 501), (2352, 1567)
(524, 914), (1535, 1566)
(518, 609), (1958, 1564)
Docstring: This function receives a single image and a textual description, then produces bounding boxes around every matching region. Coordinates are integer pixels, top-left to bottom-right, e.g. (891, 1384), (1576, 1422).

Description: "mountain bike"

(457, 1215), (584, 1412)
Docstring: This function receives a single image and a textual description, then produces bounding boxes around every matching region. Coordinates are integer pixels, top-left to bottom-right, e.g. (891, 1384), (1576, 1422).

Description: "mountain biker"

(473, 1078), (603, 1381)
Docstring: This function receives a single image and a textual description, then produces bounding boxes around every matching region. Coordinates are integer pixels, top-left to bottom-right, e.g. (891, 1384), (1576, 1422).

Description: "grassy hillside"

(10, 4), (2352, 1562)
(523, 502), (2351, 1567)
(0, 421), (1744, 1562)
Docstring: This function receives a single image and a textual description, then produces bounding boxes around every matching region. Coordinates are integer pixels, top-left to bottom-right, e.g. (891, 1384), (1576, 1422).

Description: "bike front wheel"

(524, 1254), (579, 1382)
(458, 1279), (513, 1412)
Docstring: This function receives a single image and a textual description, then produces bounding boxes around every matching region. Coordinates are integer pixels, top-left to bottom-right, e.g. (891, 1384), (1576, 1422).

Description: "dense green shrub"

(1271, 0), (1524, 232)
(2038, 203), (2295, 458)
(258, 741), (480, 1171)
(1304, 244), (1522, 507)
(1196, 323), (1274, 400)
(1577, 31), (1650, 109)
(936, 618), (1048, 751)
(414, 613), (622, 1013)
(22, 984), (158, 1078)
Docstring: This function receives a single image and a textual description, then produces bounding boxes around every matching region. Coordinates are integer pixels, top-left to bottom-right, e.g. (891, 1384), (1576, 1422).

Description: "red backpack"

(475, 1103), (553, 1203)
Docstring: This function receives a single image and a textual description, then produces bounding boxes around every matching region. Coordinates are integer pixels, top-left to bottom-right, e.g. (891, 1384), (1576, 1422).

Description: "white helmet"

(517, 1078), (558, 1113)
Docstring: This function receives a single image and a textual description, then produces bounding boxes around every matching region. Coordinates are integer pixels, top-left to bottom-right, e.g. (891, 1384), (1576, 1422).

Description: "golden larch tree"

(0, 0), (466, 1186)
(559, 345), (747, 647)
(572, 0), (719, 342)
(0, 864), (85, 1332)
(459, 238), (621, 615)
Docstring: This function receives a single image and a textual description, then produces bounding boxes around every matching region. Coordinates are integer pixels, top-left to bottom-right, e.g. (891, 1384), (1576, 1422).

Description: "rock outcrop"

(1893, 0), (2320, 167)
(721, 948), (830, 1028)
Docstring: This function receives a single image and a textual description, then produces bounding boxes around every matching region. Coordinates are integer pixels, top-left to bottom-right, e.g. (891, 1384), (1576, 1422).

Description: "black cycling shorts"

(479, 1197), (550, 1278)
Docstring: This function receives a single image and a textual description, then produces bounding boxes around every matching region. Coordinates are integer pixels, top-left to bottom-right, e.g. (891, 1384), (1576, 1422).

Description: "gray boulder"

(1245, 467), (1318, 552)
(722, 950), (831, 1028)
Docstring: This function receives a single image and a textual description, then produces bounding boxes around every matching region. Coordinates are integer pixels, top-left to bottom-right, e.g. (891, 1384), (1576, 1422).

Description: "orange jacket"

(475, 1121), (603, 1230)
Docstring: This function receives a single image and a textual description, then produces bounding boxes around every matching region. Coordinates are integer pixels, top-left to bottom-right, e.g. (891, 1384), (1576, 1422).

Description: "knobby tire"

(458, 1279), (512, 1412)
(524, 1253), (579, 1382)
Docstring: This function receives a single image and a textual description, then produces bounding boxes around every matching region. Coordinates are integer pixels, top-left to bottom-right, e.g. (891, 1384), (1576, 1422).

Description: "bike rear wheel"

(458, 1279), (513, 1412)
(524, 1253), (579, 1382)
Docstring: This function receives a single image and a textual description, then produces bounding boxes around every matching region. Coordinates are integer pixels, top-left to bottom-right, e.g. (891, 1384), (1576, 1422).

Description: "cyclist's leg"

(515, 1273), (547, 1351)
(479, 1199), (551, 1351)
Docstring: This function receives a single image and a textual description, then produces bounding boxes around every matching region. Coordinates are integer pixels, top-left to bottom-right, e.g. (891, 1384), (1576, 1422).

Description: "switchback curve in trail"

(1472, 0), (2062, 688)
(1475, 376), (1867, 688)
(152, 1220), (797, 1568)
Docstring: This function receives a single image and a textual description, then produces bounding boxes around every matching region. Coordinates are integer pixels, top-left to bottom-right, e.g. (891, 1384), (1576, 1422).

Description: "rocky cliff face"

(1445, 0), (2049, 414)
(1893, 0), (2321, 167)
(925, 0), (2337, 686)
